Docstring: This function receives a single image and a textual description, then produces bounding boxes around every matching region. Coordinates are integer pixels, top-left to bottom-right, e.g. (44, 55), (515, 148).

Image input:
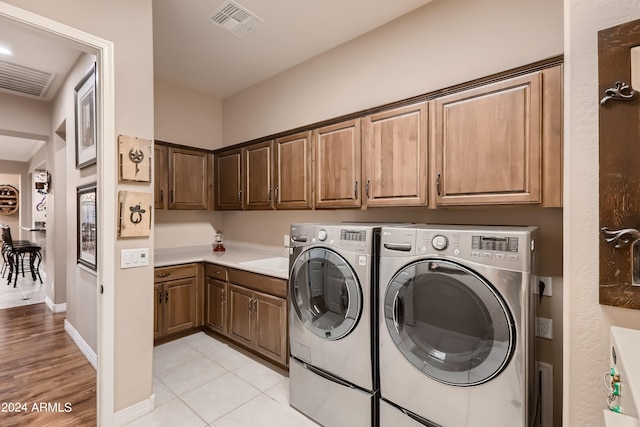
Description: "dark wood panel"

(228, 268), (287, 298)
(164, 277), (197, 335)
(168, 147), (208, 210)
(215, 148), (243, 210)
(254, 292), (287, 366)
(275, 132), (313, 209)
(0, 304), (96, 426)
(205, 278), (228, 335)
(154, 264), (197, 283)
(598, 18), (640, 309)
(228, 284), (253, 345)
(244, 141), (274, 210)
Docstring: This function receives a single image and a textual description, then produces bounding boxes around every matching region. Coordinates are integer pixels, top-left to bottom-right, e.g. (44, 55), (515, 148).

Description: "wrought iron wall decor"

(118, 135), (152, 182)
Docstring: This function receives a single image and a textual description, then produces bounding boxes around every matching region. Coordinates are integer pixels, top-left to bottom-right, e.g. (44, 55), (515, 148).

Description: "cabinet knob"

(156, 272), (170, 278)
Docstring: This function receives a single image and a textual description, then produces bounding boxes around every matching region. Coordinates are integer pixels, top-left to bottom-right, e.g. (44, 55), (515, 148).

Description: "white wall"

(222, 0), (564, 145)
(48, 52), (99, 352)
(154, 79), (222, 150)
(153, 80), (223, 249)
(0, 0), (155, 414)
(564, 0), (640, 425)
(0, 92), (49, 139)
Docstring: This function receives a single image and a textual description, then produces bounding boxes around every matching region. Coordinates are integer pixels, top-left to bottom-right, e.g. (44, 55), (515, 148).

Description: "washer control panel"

(317, 229), (328, 241)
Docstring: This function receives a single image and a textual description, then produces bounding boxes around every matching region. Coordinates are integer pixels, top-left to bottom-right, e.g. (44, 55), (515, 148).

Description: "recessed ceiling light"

(0, 47), (12, 55)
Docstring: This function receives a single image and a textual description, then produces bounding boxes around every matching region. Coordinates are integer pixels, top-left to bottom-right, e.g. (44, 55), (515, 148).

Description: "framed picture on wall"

(74, 63), (97, 169)
(77, 182), (97, 271)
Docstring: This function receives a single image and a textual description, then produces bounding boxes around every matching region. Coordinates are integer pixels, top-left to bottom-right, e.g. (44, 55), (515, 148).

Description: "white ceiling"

(153, 0), (434, 99)
(0, 0), (434, 161)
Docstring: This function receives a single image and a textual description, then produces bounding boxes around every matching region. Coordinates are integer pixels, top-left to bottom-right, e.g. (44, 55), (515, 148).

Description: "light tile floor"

(0, 265), (46, 309)
(125, 332), (320, 427)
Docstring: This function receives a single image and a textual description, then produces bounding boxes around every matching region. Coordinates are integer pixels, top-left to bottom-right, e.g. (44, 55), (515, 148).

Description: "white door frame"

(0, 2), (116, 425)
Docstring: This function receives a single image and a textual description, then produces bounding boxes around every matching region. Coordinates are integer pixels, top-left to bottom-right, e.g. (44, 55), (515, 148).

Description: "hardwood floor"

(0, 303), (96, 426)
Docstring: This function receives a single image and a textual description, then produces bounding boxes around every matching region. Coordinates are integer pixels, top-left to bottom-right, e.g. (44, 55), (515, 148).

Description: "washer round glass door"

(290, 247), (362, 340)
(384, 259), (515, 386)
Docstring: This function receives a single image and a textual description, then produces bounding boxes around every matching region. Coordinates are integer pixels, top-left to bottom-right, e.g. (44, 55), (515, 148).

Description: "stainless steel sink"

(239, 257), (289, 272)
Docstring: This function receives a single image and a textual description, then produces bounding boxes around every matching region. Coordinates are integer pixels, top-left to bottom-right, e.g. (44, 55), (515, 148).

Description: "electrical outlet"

(536, 317), (553, 340)
(538, 276), (552, 297)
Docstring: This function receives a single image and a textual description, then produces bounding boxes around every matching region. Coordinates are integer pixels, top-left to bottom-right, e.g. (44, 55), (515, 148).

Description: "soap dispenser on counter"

(213, 230), (225, 252)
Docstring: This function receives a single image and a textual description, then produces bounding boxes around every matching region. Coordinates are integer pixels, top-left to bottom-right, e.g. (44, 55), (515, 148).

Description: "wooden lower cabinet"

(205, 277), (228, 335)
(154, 277), (197, 339)
(227, 284), (288, 366)
(205, 264), (288, 367)
(154, 264), (199, 341)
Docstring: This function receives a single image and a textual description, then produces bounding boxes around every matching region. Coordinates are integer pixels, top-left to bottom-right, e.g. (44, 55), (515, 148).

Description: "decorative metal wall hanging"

(118, 135), (152, 182)
(600, 80), (638, 106)
(118, 191), (152, 238)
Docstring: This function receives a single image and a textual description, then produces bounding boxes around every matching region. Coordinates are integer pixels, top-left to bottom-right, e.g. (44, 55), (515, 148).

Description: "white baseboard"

(114, 394), (155, 427)
(63, 319), (97, 369)
(45, 296), (67, 313)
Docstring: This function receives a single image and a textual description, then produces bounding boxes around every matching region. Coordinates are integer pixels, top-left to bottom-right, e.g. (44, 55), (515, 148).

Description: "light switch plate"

(120, 248), (150, 269)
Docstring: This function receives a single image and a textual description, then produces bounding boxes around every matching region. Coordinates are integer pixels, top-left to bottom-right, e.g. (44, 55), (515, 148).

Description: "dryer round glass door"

(290, 247), (362, 340)
(383, 259), (515, 386)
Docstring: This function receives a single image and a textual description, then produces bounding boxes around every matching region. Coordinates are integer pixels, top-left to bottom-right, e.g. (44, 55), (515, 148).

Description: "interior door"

(290, 247), (362, 340)
(384, 259), (515, 386)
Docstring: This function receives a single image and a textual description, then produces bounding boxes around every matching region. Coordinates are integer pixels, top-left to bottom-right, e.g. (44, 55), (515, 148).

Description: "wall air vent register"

(209, 0), (264, 37)
(0, 59), (55, 98)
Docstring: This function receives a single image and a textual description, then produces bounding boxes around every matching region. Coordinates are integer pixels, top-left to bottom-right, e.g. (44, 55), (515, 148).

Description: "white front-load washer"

(378, 224), (538, 427)
(289, 223), (387, 427)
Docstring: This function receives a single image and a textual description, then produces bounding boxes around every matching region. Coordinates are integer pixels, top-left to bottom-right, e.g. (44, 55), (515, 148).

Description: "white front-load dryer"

(288, 223), (386, 427)
(378, 224), (538, 427)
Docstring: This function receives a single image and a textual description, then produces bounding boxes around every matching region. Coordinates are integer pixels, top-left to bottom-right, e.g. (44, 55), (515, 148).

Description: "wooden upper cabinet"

(274, 132), (313, 209)
(433, 71), (543, 206)
(215, 148), (243, 210)
(168, 147), (209, 210)
(154, 144), (168, 209)
(314, 119), (361, 208)
(244, 141), (274, 210)
(362, 103), (428, 207)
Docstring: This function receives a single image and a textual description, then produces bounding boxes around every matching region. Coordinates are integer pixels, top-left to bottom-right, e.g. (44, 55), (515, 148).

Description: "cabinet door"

(433, 72), (542, 205)
(205, 278), (228, 335)
(164, 277), (197, 335)
(362, 103), (428, 207)
(314, 119), (361, 208)
(244, 141), (274, 210)
(154, 144), (168, 209)
(215, 148), (243, 210)
(274, 131), (312, 209)
(228, 284), (253, 346)
(253, 291), (288, 366)
(154, 283), (163, 339)
(168, 147), (208, 210)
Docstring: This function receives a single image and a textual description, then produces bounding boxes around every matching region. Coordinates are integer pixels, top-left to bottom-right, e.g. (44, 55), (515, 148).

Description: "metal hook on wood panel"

(600, 81), (638, 106)
(601, 226), (640, 248)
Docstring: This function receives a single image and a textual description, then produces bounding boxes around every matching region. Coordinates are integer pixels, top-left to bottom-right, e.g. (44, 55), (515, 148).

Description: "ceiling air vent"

(209, 1), (264, 37)
(0, 59), (54, 98)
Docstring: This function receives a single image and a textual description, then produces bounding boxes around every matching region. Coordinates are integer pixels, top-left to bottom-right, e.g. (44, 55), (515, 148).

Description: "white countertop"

(154, 243), (290, 280)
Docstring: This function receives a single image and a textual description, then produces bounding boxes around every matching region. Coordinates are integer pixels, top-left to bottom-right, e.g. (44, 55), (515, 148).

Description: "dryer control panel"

(381, 224), (537, 272)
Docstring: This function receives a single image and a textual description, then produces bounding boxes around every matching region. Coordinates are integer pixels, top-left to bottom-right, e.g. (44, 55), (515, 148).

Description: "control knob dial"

(431, 235), (448, 251)
(317, 229), (328, 241)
